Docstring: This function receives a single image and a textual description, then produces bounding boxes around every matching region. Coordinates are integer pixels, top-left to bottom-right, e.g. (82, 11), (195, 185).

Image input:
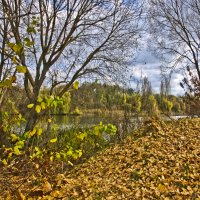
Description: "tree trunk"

(24, 109), (38, 132)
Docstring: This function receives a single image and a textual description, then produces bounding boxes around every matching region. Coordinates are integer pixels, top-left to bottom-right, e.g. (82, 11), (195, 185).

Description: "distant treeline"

(3, 79), (198, 117)
(70, 81), (187, 116)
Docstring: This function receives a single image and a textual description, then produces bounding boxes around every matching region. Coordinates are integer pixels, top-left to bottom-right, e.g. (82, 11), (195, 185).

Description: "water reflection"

(53, 114), (115, 130)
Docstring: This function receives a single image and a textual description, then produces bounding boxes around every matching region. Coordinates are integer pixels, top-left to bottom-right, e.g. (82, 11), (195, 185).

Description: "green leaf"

(41, 102), (46, 110)
(72, 153), (79, 160)
(10, 133), (18, 142)
(26, 41), (34, 47)
(24, 38), (30, 43)
(16, 65), (27, 73)
(77, 132), (87, 140)
(35, 105), (42, 113)
(24, 37), (34, 47)
(66, 149), (73, 156)
(3, 126), (8, 132)
(27, 103), (34, 109)
(76, 150), (82, 158)
(7, 42), (15, 48)
(0, 79), (12, 87)
(16, 141), (24, 148)
(94, 126), (100, 136)
(37, 96), (43, 103)
(4, 79), (12, 86)
(73, 81), (79, 90)
(52, 101), (57, 108)
(32, 20), (38, 26)
(50, 138), (57, 143)
(27, 26), (36, 34)
(52, 124), (58, 131)
(56, 153), (61, 160)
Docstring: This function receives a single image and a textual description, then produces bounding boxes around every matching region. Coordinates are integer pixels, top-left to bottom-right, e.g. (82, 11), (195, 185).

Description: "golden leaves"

(50, 138), (57, 143)
(16, 65), (27, 73)
(73, 81), (79, 90)
(46, 118), (200, 199)
(1, 119), (200, 199)
(42, 178), (52, 193)
(17, 189), (26, 200)
(35, 105), (42, 113)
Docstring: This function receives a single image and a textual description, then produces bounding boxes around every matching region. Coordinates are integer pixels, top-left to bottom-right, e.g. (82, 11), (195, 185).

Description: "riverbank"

(0, 118), (200, 199)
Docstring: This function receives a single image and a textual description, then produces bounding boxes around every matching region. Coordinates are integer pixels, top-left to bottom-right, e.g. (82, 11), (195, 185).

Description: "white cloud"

(170, 73), (185, 95)
(130, 49), (185, 95)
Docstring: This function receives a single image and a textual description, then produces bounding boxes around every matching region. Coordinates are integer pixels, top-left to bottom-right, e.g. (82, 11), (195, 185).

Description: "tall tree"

(0, 0), (143, 130)
(148, 0), (200, 80)
(141, 76), (152, 113)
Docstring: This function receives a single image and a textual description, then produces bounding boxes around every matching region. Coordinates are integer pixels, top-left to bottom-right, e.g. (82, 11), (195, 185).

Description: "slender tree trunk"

(0, 89), (8, 146)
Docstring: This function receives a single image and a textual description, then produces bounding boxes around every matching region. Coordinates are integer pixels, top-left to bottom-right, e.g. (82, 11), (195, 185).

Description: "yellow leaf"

(50, 138), (57, 143)
(41, 102), (46, 110)
(9, 75), (17, 83)
(37, 96), (43, 103)
(12, 43), (23, 55)
(27, 103), (34, 109)
(17, 189), (26, 200)
(8, 152), (13, 158)
(1, 79), (12, 87)
(56, 153), (61, 160)
(37, 128), (43, 136)
(16, 65), (27, 73)
(35, 105), (41, 113)
(12, 56), (18, 64)
(158, 184), (167, 192)
(77, 132), (86, 140)
(50, 156), (54, 161)
(35, 164), (39, 169)
(29, 128), (37, 137)
(73, 81), (79, 90)
(68, 160), (74, 166)
(48, 118), (52, 123)
(51, 190), (60, 197)
(42, 178), (52, 193)
(14, 146), (21, 155)
(2, 159), (8, 166)
(10, 133), (18, 142)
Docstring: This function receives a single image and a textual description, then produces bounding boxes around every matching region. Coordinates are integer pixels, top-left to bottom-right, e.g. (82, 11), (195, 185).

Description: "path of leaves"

(1, 119), (200, 199)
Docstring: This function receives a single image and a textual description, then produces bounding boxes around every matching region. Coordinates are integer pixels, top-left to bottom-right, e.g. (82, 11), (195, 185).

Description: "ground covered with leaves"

(0, 118), (200, 199)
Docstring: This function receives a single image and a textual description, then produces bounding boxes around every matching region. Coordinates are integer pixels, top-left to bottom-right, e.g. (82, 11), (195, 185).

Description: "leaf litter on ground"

(0, 118), (200, 199)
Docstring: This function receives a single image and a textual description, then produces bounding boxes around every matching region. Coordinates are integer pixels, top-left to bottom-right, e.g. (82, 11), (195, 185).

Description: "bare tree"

(147, 0), (200, 80)
(0, 0), (143, 130)
(141, 76), (152, 112)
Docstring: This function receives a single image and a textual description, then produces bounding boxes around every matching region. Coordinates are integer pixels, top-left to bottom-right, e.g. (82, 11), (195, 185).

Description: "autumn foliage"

(181, 66), (200, 116)
(0, 118), (199, 199)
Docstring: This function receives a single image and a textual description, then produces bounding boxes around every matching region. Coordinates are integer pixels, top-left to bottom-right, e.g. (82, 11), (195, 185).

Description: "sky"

(130, 48), (185, 96)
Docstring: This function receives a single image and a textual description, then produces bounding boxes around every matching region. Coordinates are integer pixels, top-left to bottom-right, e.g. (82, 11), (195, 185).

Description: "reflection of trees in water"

(54, 114), (109, 129)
